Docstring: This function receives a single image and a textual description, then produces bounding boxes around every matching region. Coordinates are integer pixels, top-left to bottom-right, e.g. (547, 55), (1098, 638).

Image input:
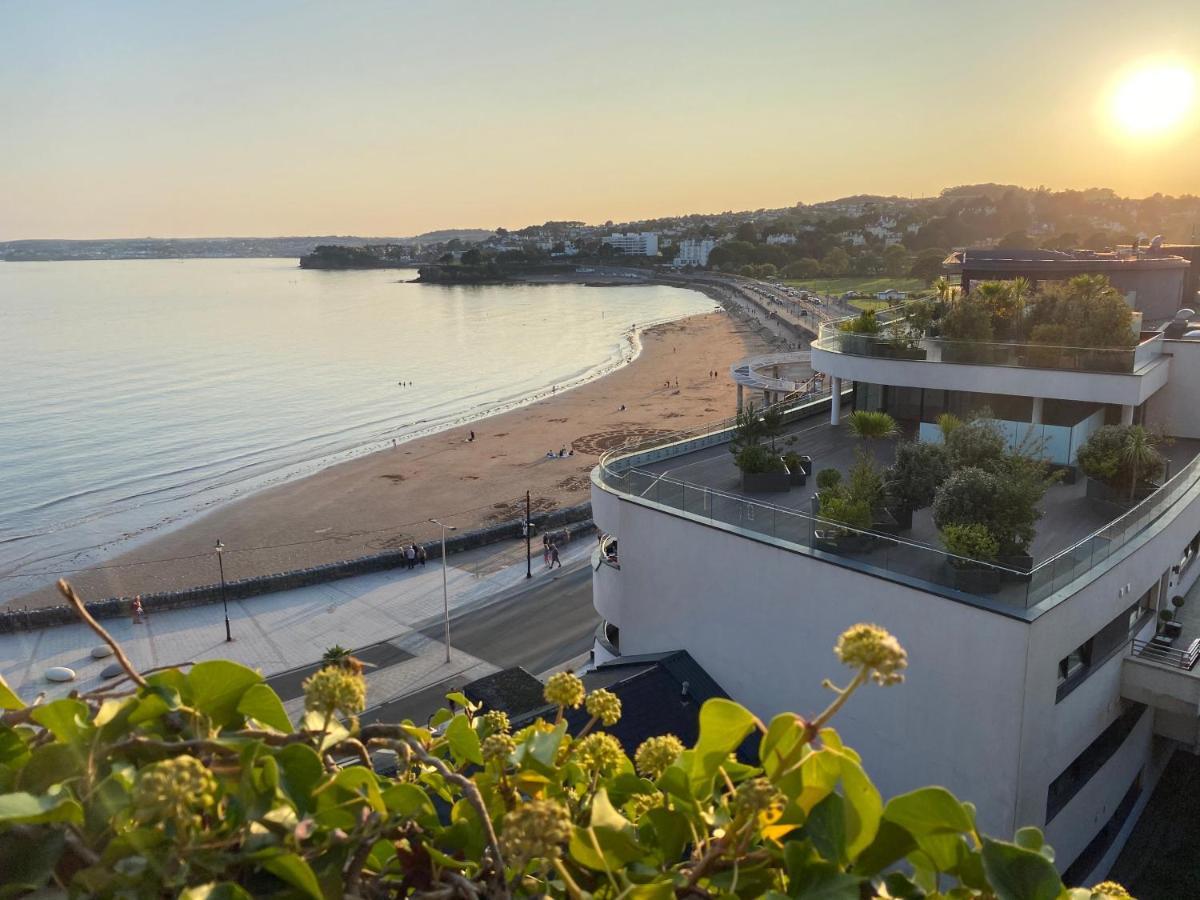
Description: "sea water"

(0, 258), (710, 598)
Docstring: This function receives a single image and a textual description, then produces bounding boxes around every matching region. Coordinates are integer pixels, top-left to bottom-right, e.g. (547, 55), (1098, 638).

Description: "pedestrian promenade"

(0, 537), (595, 717)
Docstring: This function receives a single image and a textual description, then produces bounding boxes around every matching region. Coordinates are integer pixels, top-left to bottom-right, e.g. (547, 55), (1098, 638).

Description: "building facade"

(603, 232), (659, 257)
(672, 238), (716, 267)
(589, 301), (1200, 884)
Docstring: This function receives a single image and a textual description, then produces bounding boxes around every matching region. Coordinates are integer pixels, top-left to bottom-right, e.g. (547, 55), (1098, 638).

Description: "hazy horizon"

(3, 0), (1198, 242)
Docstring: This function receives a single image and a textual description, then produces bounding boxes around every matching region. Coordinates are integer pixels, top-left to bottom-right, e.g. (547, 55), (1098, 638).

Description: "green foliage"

(729, 402), (764, 456)
(1076, 425), (1165, 494)
(941, 523), (1000, 562)
(782, 451), (805, 473)
(845, 410), (899, 443)
(1027, 275), (1136, 350)
(847, 452), (886, 510)
(945, 417), (1007, 471)
(820, 493), (873, 530)
(0, 595), (1129, 899)
(735, 444), (786, 474)
(885, 440), (950, 512)
(839, 309), (881, 334)
(932, 460), (1049, 556)
(816, 467), (843, 492)
(937, 412), (964, 440)
(942, 297), (995, 342)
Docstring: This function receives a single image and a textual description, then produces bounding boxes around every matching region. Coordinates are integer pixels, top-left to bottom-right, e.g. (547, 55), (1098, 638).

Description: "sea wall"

(0, 503), (593, 633)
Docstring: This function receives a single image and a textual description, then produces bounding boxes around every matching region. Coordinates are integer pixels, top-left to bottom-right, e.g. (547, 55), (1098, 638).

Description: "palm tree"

(846, 410), (899, 446)
(1121, 426), (1161, 502)
(1009, 276), (1031, 340)
(933, 276), (954, 304)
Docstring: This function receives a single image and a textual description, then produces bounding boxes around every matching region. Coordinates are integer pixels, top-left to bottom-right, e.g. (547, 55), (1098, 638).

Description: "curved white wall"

(810, 344), (1169, 406)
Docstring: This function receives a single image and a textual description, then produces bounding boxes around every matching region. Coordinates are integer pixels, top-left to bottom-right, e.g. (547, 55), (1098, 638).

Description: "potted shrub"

(932, 461), (1046, 577)
(941, 523), (1001, 595)
(736, 444), (790, 493)
(1077, 425), (1165, 507)
(883, 440), (949, 531)
(1158, 608), (1183, 642)
(814, 493), (874, 553)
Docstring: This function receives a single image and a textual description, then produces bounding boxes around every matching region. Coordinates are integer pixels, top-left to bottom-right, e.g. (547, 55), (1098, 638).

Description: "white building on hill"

(672, 238), (716, 268)
(603, 232), (659, 257)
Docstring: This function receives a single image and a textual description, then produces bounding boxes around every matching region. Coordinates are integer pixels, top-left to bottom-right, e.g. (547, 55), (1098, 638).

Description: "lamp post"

(525, 490), (532, 579)
(430, 519), (457, 663)
(215, 539), (232, 642)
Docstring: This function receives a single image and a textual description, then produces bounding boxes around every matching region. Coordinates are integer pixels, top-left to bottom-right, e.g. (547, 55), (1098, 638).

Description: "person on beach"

(550, 542), (561, 569)
(468, 430), (475, 442)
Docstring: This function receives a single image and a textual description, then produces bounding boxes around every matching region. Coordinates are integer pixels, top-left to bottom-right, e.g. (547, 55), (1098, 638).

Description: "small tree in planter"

(735, 444), (789, 492)
(945, 415), (1006, 472)
(941, 523), (1001, 594)
(933, 463), (1046, 568)
(1077, 424), (1165, 504)
(884, 440), (950, 529)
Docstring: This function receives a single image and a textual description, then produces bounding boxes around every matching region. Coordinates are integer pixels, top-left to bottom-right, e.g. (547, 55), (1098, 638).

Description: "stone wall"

(0, 503), (593, 634)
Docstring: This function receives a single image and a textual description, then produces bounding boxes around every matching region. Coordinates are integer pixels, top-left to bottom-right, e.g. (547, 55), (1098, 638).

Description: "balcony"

(811, 312), (1170, 407)
(594, 394), (1200, 614)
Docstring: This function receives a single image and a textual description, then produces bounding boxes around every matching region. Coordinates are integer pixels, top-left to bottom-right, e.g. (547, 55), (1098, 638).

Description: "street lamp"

(430, 519), (457, 663)
(525, 490), (532, 579)
(215, 539), (232, 642)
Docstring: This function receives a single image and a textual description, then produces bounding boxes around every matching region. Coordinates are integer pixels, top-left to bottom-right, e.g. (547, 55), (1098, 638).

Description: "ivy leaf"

(187, 660), (262, 729)
(31, 699), (90, 744)
(760, 713), (806, 779)
(0, 675), (23, 711)
(262, 852), (324, 900)
(275, 744), (324, 815)
(883, 786), (974, 837)
(237, 684), (292, 733)
(0, 825), (63, 896)
(852, 820), (917, 876)
(382, 782), (438, 827)
(179, 884), (255, 900)
(805, 793), (848, 865)
(444, 714), (483, 766)
(0, 789), (83, 825)
(690, 698), (755, 793)
(980, 838), (1064, 900)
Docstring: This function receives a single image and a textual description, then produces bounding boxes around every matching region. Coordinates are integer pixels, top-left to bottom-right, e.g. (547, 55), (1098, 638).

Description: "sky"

(2, 0), (1198, 241)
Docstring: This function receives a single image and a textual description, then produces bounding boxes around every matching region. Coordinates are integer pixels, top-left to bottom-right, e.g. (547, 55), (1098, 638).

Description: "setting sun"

(1111, 63), (1196, 135)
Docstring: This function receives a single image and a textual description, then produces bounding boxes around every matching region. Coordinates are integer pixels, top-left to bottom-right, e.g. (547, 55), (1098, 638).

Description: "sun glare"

(1111, 64), (1196, 136)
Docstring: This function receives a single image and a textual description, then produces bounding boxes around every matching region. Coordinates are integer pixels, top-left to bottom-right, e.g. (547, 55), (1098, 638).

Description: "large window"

(1045, 703), (1146, 823)
(1057, 591), (1156, 702)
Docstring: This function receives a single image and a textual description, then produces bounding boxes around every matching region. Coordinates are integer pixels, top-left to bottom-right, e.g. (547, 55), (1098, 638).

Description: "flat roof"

(944, 248), (1190, 273)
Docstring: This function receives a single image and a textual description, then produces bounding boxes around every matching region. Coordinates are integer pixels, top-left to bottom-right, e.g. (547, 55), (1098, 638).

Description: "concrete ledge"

(0, 503), (594, 634)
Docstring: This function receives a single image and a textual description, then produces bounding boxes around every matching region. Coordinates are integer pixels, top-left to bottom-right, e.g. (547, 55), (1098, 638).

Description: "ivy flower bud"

(543, 671), (585, 709)
(634, 734), (684, 779)
(732, 777), (783, 818)
(303, 666), (367, 717)
(574, 732), (624, 775)
(1090, 883), (1132, 899)
(834, 623), (908, 685)
(585, 688), (622, 726)
(500, 798), (573, 870)
(132, 755), (218, 834)
(482, 709), (511, 735)
(482, 733), (516, 764)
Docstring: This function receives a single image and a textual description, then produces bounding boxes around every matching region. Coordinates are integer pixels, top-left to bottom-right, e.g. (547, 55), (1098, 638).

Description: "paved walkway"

(0, 537), (596, 718)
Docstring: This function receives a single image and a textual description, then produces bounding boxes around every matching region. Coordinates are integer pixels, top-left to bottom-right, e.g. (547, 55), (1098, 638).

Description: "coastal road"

(362, 558), (598, 725)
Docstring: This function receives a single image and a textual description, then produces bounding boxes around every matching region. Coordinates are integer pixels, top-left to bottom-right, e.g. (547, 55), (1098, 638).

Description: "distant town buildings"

(602, 232), (659, 257)
(765, 233), (797, 245)
(672, 238), (716, 268)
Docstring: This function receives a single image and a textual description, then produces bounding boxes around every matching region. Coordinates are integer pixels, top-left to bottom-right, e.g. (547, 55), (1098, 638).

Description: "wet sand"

(10, 311), (770, 610)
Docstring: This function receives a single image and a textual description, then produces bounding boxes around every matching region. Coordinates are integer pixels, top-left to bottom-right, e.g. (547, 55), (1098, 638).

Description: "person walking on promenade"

(132, 595), (145, 625)
(542, 534), (551, 569)
(550, 542), (561, 569)
(405, 544), (417, 570)
(418, 544), (427, 567)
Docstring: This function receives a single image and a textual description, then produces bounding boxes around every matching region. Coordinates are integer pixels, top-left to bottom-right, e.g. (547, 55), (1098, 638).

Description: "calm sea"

(0, 259), (710, 598)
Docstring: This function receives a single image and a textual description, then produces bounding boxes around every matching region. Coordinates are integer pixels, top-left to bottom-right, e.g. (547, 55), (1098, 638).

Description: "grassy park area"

(780, 276), (928, 295)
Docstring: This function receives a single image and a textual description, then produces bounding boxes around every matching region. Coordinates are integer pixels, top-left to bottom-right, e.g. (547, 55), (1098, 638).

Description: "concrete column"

(736, 383), (744, 412)
(1121, 404), (1135, 426)
(830, 376), (842, 425)
(1031, 397), (1044, 425)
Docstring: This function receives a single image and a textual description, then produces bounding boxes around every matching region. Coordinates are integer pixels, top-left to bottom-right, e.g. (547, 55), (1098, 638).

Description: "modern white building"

(672, 238), (716, 268)
(603, 232), (659, 257)
(590, 299), (1200, 884)
(766, 233), (797, 245)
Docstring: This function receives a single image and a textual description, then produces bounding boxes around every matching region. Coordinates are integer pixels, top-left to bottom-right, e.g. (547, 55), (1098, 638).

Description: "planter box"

(742, 467), (791, 493)
(1159, 621), (1184, 641)
(813, 530), (875, 555)
(787, 468), (807, 487)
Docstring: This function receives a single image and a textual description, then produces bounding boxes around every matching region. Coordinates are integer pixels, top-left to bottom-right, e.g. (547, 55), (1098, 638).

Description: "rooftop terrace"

(595, 395), (1200, 614)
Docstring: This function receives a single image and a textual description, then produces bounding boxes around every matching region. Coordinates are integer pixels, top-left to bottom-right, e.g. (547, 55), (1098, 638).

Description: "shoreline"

(6, 305), (770, 611)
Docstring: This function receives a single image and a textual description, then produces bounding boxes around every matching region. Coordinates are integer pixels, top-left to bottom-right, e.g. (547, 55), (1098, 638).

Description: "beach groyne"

(0, 502), (594, 634)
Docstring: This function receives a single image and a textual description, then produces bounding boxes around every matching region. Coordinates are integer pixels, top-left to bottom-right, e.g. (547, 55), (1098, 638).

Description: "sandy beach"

(9, 310), (770, 610)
